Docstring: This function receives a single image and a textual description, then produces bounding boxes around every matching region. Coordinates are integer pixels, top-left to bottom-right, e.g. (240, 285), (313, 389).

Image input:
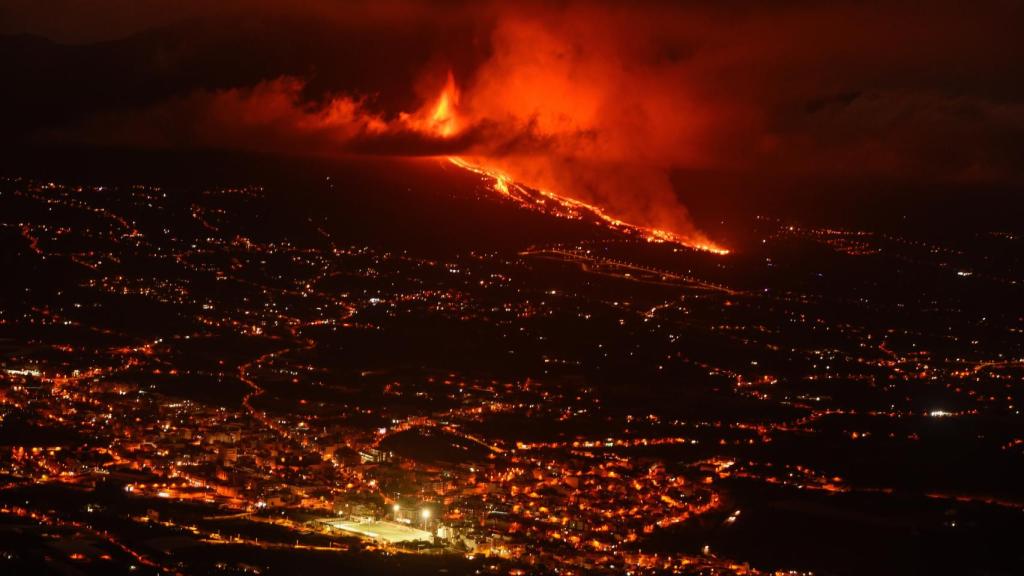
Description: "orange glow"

(430, 72), (460, 138)
(413, 71), (728, 254)
(399, 71), (461, 139)
(494, 174), (510, 196)
(403, 70), (733, 252)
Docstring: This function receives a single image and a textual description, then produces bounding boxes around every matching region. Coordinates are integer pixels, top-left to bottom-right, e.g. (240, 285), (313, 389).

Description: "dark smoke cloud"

(54, 77), (469, 157)
(0, 0), (491, 44)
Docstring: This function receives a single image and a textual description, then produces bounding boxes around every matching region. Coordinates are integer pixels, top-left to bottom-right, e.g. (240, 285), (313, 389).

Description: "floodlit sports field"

(321, 519), (433, 543)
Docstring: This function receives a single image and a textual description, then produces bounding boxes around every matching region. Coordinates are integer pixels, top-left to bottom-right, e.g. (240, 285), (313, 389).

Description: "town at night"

(1, 2), (1022, 575)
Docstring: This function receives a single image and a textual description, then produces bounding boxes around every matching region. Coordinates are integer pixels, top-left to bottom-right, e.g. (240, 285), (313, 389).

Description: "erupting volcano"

(3, 2), (1023, 576)
(409, 73), (730, 254)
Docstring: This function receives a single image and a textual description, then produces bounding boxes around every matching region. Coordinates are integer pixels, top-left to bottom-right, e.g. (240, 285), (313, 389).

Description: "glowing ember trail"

(418, 75), (729, 255)
(447, 157), (728, 254)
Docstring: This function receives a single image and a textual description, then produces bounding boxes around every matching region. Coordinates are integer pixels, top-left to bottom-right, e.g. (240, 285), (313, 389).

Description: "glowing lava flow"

(417, 75), (729, 255)
(447, 156), (730, 254)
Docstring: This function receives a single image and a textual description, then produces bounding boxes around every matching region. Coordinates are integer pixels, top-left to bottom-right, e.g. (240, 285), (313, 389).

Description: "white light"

(421, 509), (431, 520)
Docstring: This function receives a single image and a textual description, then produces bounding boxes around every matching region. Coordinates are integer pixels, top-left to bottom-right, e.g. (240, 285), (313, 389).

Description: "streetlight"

(421, 508), (431, 522)
(392, 503), (400, 516)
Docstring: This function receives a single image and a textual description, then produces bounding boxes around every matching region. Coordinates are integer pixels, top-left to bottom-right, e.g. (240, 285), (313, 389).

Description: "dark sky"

(2, 0), (1022, 234)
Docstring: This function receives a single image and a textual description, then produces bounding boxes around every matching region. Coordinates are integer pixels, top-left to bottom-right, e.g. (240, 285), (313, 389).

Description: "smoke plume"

(28, 1), (1024, 246)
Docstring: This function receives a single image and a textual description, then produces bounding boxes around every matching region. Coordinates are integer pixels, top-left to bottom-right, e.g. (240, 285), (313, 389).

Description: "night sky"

(2, 1), (1022, 238)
